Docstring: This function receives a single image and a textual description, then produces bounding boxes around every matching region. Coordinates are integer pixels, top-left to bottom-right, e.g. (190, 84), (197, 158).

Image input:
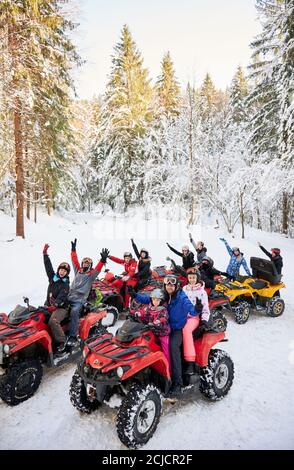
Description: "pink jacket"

(182, 282), (210, 322)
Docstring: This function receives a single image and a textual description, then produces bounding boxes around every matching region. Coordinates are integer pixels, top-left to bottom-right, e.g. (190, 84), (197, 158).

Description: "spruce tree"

(155, 52), (180, 119)
(101, 25), (152, 210)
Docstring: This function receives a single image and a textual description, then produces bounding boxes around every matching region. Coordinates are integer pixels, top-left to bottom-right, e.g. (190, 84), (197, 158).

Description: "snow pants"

(159, 335), (171, 375)
(169, 330), (183, 386)
(48, 308), (68, 344)
(183, 316), (200, 362)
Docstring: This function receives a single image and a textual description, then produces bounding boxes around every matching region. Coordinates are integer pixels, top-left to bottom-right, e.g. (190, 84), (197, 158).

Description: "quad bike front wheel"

(267, 297), (285, 317)
(200, 349), (234, 401)
(0, 359), (43, 406)
(69, 369), (100, 413)
(234, 301), (251, 324)
(116, 383), (162, 449)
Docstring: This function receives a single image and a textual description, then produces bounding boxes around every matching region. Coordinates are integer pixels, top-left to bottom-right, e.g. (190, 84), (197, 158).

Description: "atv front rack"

(85, 333), (151, 364)
(0, 324), (38, 341)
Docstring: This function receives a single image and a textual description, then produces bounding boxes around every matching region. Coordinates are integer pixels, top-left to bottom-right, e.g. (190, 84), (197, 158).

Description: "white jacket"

(182, 282), (210, 322)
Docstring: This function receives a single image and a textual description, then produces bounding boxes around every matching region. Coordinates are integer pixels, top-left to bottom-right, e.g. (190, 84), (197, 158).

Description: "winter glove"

(166, 242), (171, 249)
(195, 298), (203, 315)
(43, 243), (49, 254)
(219, 238), (226, 243)
(71, 238), (77, 252)
(100, 248), (109, 263)
(257, 241), (261, 247)
(189, 232), (193, 242)
(128, 286), (136, 299)
(122, 275), (129, 282)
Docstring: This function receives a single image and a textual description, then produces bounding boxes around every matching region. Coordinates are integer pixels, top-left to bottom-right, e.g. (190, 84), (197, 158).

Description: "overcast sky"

(73, 0), (261, 99)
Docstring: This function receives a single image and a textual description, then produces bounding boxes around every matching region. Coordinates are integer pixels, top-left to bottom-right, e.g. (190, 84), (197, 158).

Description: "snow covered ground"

(1, 209), (294, 450)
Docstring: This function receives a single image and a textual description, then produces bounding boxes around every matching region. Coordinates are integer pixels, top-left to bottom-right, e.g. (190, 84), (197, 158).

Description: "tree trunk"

(9, 24), (24, 238)
(240, 192), (245, 239)
(14, 100), (25, 238)
(282, 192), (289, 235)
(34, 187), (38, 223)
(256, 203), (261, 230)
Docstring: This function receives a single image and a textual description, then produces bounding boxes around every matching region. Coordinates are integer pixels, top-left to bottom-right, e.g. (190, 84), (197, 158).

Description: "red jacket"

(109, 256), (137, 278)
(71, 251), (104, 275)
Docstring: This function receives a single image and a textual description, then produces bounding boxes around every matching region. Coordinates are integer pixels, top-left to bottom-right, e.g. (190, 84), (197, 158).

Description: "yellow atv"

(215, 257), (285, 325)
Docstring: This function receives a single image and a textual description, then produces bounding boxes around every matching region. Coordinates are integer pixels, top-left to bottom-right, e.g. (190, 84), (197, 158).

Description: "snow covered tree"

(155, 52), (180, 119)
(229, 66), (249, 124)
(100, 25), (153, 211)
(0, 0), (80, 236)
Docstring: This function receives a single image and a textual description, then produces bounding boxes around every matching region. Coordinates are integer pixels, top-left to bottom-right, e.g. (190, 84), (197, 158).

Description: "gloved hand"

(219, 238), (226, 242)
(195, 298), (203, 314)
(128, 286), (136, 299)
(71, 238), (77, 252)
(257, 241), (261, 247)
(100, 248), (109, 263)
(43, 243), (49, 254)
(122, 275), (129, 282)
(166, 242), (171, 249)
(189, 232), (193, 242)
(131, 238), (134, 243)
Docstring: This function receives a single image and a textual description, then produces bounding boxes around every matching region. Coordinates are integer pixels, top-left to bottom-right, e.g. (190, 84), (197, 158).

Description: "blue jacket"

(166, 290), (197, 331)
(222, 240), (251, 277)
(136, 291), (198, 331)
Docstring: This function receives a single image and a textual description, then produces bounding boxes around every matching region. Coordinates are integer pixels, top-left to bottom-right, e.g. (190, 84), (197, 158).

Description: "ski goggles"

(163, 276), (177, 285)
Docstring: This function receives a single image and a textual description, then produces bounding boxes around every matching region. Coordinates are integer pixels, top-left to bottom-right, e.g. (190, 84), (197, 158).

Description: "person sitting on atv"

(166, 242), (196, 270)
(108, 251), (138, 308)
(199, 256), (229, 289)
(131, 238), (152, 291)
(189, 234), (208, 264)
(182, 269), (211, 374)
(129, 287), (171, 372)
(163, 274), (199, 397)
(219, 238), (251, 280)
(43, 244), (71, 353)
(257, 242), (283, 275)
(67, 239), (108, 346)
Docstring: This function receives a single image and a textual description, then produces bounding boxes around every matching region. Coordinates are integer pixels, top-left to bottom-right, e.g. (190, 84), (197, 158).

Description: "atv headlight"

(3, 344), (10, 355)
(117, 367), (124, 378)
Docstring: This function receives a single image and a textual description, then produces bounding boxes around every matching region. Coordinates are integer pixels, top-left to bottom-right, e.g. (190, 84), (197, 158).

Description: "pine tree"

(155, 52), (180, 119)
(229, 66), (249, 124)
(101, 25), (152, 210)
(0, 0), (80, 235)
(199, 73), (218, 121)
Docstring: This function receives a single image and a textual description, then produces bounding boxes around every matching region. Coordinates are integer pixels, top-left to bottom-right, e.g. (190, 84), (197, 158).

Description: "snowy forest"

(0, 0), (293, 239)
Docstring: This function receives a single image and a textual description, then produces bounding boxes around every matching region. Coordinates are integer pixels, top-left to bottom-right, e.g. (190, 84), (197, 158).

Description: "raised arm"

(219, 238), (233, 256)
(43, 244), (54, 281)
(131, 239), (140, 259)
(137, 261), (151, 279)
(259, 244), (271, 259)
(189, 233), (197, 252)
(109, 255), (125, 265)
(166, 243), (183, 258)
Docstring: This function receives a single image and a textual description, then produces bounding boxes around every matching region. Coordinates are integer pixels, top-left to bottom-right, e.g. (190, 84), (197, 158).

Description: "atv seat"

(250, 257), (281, 285)
(208, 290), (227, 300)
(248, 280), (268, 290)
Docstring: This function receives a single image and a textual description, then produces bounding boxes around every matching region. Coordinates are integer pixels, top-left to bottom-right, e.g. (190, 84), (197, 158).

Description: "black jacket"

(259, 246), (283, 275)
(131, 240), (151, 280)
(167, 244), (195, 270)
(200, 264), (227, 289)
(43, 254), (70, 307)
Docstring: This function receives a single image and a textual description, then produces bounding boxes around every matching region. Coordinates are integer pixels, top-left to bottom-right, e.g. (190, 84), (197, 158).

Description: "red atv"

(0, 298), (113, 406)
(69, 316), (234, 449)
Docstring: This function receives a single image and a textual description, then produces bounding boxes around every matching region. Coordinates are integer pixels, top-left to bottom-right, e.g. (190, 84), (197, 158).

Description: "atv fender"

(10, 330), (53, 356)
(195, 332), (226, 367)
(79, 311), (107, 341)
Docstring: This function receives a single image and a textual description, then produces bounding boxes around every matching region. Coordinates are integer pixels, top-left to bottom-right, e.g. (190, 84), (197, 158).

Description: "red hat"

(271, 248), (281, 254)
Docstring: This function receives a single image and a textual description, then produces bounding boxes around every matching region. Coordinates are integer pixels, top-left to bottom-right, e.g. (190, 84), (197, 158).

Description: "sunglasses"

(163, 277), (177, 285)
